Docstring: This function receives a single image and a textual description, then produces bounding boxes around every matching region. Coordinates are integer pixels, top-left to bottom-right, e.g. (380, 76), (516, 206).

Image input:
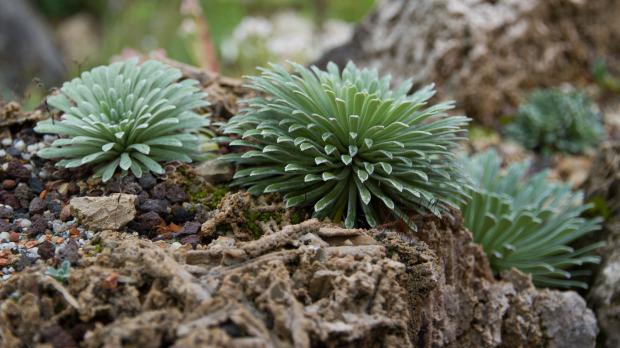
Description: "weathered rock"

(0, 205), (598, 348)
(317, 0), (620, 124)
(584, 141), (620, 347)
(70, 193), (137, 231)
(194, 160), (234, 184)
(375, 215), (598, 348)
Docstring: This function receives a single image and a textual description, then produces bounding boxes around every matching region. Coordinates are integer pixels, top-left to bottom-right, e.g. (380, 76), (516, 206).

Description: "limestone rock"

(316, 0), (620, 124)
(70, 193), (137, 231)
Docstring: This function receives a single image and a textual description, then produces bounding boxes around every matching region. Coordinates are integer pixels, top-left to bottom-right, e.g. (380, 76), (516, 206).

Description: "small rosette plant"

(35, 59), (210, 181)
(506, 89), (605, 154)
(221, 61), (470, 229)
(460, 149), (604, 288)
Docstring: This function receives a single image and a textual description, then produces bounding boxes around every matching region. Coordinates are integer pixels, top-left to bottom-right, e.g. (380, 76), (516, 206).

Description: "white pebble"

(21, 154), (31, 160)
(170, 242), (182, 250)
(13, 140), (25, 151)
(0, 242), (16, 250)
(0, 150), (5, 157)
(26, 144), (38, 153)
(0, 232), (10, 241)
(1, 274), (11, 281)
(1, 138), (12, 146)
(16, 219), (31, 228)
(43, 135), (57, 143)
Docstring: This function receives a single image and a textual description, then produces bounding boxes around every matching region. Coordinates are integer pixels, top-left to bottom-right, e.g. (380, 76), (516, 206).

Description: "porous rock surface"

(585, 141), (620, 348)
(316, 0), (620, 124)
(0, 192), (597, 347)
(70, 193), (137, 231)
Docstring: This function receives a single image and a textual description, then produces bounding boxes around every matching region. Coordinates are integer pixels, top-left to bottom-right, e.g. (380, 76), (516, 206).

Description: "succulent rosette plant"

(35, 59), (210, 181)
(221, 61), (470, 229)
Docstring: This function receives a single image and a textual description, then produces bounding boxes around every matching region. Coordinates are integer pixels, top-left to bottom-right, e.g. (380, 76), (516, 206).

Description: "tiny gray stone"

(194, 159), (234, 184)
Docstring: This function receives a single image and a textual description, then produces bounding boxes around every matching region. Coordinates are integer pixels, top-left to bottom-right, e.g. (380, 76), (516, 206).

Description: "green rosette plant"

(460, 149), (604, 288)
(35, 59), (210, 181)
(221, 61), (470, 229)
(506, 89), (605, 154)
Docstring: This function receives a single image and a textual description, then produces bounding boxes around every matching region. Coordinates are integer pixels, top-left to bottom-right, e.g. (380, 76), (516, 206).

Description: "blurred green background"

(0, 0), (374, 108)
(33, 0), (374, 76)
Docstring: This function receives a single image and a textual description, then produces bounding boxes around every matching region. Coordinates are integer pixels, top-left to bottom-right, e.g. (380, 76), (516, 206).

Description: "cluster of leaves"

(221, 62), (470, 229)
(460, 150), (603, 288)
(35, 59), (210, 181)
(46, 260), (72, 282)
(505, 89), (605, 155)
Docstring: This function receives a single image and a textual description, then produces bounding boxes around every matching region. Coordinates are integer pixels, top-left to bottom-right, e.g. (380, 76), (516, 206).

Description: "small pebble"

(1, 138), (11, 146)
(15, 218), (31, 229)
(0, 232), (10, 242)
(2, 179), (16, 190)
(0, 205), (13, 219)
(13, 140), (25, 151)
(0, 150), (5, 157)
(37, 240), (55, 260)
(26, 144), (38, 153)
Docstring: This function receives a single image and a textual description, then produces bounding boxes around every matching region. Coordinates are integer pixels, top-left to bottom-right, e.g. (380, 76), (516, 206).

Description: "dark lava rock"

(28, 197), (47, 214)
(38, 240), (56, 260)
(2, 179), (16, 190)
(0, 191), (20, 209)
(193, 204), (212, 223)
(40, 324), (78, 348)
(139, 199), (169, 215)
(138, 173), (157, 190)
(14, 183), (33, 207)
(58, 238), (80, 264)
(136, 191), (149, 206)
(180, 234), (201, 246)
(6, 159), (31, 179)
(129, 211), (164, 237)
(182, 221), (201, 235)
(48, 199), (62, 216)
(28, 177), (44, 194)
(0, 219), (12, 232)
(105, 176), (142, 194)
(27, 217), (48, 237)
(152, 182), (188, 203)
(0, 204), (13, 219)
(171, 204), (193, 224)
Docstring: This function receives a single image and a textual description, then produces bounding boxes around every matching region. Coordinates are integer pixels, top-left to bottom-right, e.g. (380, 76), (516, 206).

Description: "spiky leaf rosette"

(221, 61), (470, 229)
(460, 149), (603, 288)
(34, 59), (210, 181)
(505, 89), (605, 154)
